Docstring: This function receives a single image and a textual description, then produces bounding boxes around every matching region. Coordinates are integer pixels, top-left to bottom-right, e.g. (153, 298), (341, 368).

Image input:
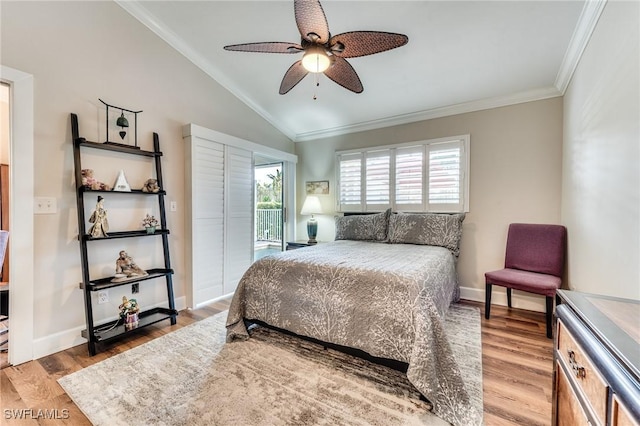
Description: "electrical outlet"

(170, 201), (177, 212)
(97, 290), (109, 304)
(132, 283), (139, 294)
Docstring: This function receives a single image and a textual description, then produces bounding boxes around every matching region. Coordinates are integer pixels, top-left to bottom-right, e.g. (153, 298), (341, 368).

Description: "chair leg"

(545, 296), (554, 339)
(507, 288), (512, 308)
(485, 283), (492, 319)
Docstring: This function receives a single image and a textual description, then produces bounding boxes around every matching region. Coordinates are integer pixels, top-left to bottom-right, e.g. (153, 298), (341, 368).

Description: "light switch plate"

(35, 197), (57, 214)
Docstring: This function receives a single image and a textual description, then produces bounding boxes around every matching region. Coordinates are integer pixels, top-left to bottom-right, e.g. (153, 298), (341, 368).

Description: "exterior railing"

(256, 209), (282, 242)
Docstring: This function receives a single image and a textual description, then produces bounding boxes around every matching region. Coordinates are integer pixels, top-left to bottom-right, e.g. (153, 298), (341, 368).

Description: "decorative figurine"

(111, 250), (148, 282)
(88, 196), (109, 238)
(113, 170), (131, 192)
(81, 169), (112, 191)
(119, 296), (139, 330)
(141, 178), (160, 193)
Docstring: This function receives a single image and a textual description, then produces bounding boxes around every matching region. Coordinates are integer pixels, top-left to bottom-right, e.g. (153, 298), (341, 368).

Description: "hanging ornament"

(99, 99), (142, 148)
(116, 111), (129, 139)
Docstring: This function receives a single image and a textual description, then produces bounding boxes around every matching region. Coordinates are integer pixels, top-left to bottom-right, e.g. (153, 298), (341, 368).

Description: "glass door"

(254, 161), (284, 261)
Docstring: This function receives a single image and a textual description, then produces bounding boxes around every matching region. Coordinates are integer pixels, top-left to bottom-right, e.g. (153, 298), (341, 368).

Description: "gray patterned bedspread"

(226, 240), (481, 425)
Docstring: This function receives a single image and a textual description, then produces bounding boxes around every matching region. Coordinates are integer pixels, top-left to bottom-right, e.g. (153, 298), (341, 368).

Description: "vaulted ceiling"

(117, 1), (600, 142)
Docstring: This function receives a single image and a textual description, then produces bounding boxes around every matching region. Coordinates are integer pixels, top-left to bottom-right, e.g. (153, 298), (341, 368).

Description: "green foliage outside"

(256, 168), (283, 241)
(256, 169), (282, 208)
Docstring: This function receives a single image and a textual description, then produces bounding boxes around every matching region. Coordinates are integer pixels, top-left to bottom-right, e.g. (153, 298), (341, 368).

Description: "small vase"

(146, 226), (156, 234)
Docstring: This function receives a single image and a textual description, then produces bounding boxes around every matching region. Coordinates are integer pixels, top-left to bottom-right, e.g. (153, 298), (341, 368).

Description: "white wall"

(295, 97), (564, 306)
(1, 1), (293, 357)
(562, 0), (640, 299)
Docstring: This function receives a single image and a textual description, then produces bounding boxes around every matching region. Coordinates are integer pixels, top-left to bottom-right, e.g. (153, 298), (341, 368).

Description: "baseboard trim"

(459, 286), (545, 313)
(193, 292), (234, 310)
(32, 296), (187, 360)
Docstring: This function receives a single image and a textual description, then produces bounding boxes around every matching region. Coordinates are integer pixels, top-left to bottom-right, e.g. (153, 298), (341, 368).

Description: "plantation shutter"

(336, 135), (469, 213)
(224, 146), (253, 295)
(187, 139), (225, 306)
(427, 140), (464, 212)
(337, 152), (363, 211)
(365, 149), (391, 210)
(395, 145), (424, 210)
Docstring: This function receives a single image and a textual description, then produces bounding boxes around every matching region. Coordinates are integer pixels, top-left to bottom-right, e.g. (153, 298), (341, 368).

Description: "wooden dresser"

(554, 290), (640, 425)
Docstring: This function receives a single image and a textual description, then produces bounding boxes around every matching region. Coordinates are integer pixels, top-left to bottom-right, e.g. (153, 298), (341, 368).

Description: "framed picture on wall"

(306, 180), (329, 195)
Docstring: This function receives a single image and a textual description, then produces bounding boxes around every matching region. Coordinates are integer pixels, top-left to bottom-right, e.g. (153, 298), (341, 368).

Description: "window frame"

(335, 135), (470, 213)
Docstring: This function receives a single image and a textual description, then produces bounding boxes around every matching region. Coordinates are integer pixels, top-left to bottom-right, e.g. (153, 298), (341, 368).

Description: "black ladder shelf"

(71, 113), (177, 355)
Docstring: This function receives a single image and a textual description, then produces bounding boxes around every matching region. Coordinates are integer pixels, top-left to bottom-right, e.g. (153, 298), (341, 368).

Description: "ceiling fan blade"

(324, 57), (363, 93)
(330, 31), (408, 58)
(294, 0), (330, 44)
(279, 61), (309, 94)
(224, 42), (303, 54)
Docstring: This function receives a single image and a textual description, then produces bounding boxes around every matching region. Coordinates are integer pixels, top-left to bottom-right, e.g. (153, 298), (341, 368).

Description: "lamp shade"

(300, 195), (323, 215)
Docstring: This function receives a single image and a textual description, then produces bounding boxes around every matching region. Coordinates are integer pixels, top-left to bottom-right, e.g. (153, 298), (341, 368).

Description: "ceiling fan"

(224, 0), (408, 95)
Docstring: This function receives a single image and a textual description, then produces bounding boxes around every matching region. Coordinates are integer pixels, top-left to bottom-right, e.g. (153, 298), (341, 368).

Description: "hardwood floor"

(0, 299), (553, 425)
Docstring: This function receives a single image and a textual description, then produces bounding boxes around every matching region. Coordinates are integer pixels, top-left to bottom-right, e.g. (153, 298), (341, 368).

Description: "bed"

(226, 211), (482, 425)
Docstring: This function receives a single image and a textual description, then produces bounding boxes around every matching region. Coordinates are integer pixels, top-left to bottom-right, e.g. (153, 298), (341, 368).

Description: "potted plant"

(141, 214), (159, 234)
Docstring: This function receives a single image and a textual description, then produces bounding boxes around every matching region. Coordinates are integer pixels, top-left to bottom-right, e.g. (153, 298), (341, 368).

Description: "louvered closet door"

(185, 124), (293, 308)
(224, 146), (253, 294)
(189, 139), (225, 306)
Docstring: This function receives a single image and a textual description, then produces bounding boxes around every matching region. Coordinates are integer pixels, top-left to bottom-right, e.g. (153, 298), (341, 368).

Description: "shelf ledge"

(82, 307), (178, 342)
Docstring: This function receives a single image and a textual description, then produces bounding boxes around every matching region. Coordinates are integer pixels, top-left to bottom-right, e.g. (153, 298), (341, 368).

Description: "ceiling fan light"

(302, 48), (330, 73)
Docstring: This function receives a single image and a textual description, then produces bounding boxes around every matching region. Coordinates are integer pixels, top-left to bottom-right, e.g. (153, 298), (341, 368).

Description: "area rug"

(59, 304), (482, 426)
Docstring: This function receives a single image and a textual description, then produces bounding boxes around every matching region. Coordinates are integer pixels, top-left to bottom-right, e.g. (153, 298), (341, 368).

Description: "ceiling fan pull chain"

(313, 73), (320, 100)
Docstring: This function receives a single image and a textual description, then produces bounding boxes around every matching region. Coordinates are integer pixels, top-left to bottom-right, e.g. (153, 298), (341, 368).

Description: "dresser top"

(558, 289), (640, 379)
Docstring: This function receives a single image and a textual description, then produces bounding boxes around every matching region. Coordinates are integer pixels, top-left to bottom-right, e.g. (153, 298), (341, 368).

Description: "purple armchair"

(484, 223), (567, 338)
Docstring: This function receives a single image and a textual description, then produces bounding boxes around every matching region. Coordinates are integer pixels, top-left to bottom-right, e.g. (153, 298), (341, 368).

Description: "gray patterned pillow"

(335, 209), (392, 241)
(388, 213), (466, 256)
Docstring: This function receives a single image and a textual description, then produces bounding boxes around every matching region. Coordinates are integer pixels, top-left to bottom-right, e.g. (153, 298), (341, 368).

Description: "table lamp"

(300, 195), (323, 244)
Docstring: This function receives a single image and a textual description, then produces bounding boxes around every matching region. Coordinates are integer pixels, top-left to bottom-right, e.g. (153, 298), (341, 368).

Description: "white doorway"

(254, 161), (284, 261)
(0, 65), (35, 366)
(0, 82), (9, 363)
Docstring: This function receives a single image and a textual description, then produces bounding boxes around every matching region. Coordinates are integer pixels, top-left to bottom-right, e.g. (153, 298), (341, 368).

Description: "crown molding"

(114, 0), (298, 141)
(294, 86), (562, 142)
(555, 0), (607, 94)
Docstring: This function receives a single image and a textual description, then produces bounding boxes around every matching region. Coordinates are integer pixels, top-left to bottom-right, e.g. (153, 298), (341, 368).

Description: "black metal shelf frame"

(75, 137), (161, 157)
(82, 268), (174, 291)
(80, 187), (167, 196)
(81, 307), (178, 342)
(83, 229), (170, 241)
(71, 113), (177, 356)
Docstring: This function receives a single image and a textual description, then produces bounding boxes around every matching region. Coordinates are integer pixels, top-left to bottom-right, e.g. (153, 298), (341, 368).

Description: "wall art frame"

(305, 180), (329, 195)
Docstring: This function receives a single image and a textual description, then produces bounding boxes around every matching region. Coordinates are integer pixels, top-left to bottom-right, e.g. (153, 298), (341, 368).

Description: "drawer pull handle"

(567, 350), (587, 379)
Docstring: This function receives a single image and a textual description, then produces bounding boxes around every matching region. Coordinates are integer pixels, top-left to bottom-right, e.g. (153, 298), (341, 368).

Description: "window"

(365, 150), (390, 209)
(336, 135), (469, 212)
(338, 153), (362, 207)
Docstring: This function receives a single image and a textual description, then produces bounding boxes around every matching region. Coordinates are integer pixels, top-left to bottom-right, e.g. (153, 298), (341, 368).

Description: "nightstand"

(286, 241), (318, 250)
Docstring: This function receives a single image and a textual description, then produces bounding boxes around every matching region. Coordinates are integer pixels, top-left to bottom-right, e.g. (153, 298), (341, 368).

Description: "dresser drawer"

(557, 319), (609, 425)
(556, 360), (591, 426)
(612, 394), (639, 426)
